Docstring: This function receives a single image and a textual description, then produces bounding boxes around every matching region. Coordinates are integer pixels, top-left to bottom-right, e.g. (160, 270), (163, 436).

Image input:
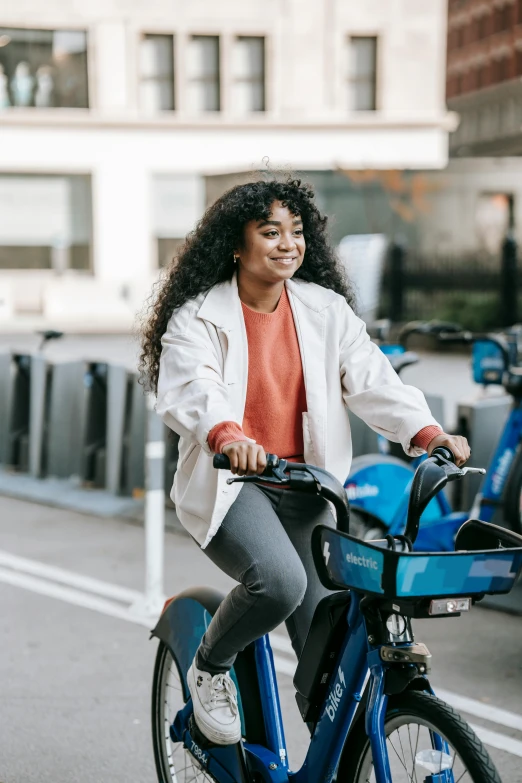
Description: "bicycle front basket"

(314, 526), (522, 600)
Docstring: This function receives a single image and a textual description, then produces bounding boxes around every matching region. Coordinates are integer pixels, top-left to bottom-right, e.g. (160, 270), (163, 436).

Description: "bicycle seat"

(455, 518), (522, 551)
(38, 329), (64, 342)
(387, 351), (419, 374)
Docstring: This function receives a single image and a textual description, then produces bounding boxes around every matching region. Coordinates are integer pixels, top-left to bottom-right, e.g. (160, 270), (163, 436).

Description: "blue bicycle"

(347, 322), (522, 550)
(150, 448), (522, 782)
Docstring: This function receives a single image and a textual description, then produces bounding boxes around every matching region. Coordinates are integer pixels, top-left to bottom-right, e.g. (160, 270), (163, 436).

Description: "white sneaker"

(187, 659), (241, 745)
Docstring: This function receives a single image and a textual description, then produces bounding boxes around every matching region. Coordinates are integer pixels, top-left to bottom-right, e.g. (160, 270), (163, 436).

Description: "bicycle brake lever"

(226, 474), (290, 486)
(443, 463), (486, 482)
(225, 457), (290, 485)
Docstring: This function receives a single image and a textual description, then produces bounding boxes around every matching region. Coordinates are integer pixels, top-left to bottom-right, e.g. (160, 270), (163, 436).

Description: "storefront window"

(0, 174), (92, 270)
(153, 174), (205, 266)
(0, 28), (89, 109)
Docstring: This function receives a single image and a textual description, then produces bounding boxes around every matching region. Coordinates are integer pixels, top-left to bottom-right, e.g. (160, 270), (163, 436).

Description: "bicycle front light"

(429, 597), (471, 616)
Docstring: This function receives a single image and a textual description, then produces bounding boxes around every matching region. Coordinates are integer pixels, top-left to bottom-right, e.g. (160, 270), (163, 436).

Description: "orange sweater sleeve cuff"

(411, 425), (443, 451)
(208, 421), (250, 454)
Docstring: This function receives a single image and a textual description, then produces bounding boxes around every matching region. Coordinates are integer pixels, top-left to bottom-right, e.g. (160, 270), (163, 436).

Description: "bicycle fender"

(150, 586), (223, 659)
(150, 586), (268, 745)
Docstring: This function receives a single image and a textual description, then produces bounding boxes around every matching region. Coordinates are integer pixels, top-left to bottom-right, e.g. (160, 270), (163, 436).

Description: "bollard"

(500, 232), (518, 327)
(131, 392), (166, 619)
(389, 240), (405, 323)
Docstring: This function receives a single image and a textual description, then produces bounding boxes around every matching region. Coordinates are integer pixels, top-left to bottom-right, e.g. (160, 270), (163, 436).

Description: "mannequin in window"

(35, 65), (54, 108)
(11, 61), (34, 107)
(0, 64), (10, 109)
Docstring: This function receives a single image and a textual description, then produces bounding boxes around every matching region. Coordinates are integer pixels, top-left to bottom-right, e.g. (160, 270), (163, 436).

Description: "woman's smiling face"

(236, 200), (306, 284)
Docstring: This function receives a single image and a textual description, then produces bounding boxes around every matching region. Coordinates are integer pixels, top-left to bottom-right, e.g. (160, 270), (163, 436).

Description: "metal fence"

(381, 237), (520, 329)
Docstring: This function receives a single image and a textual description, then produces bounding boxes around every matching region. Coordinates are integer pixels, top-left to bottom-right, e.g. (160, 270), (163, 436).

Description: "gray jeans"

(195, 482), (336, 674)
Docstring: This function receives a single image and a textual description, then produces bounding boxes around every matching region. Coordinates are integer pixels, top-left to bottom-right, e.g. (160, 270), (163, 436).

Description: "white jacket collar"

(197, 270), (337, 328)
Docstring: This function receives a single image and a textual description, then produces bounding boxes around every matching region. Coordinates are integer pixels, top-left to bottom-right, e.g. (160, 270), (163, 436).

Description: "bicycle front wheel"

(151, 641), (216, 783)
(340, 691), (501, 783)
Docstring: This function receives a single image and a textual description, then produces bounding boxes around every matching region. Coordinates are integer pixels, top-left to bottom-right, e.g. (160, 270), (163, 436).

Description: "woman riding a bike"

(140, 177), (470, 747)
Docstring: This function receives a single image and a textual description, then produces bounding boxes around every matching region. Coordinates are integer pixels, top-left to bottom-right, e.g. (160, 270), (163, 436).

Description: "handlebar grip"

(431, 446), (455, 463)
(213, 454), (231, 469)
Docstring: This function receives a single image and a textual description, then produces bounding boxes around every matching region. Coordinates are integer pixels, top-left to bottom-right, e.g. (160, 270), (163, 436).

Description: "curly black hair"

(139, 177), (356, 392)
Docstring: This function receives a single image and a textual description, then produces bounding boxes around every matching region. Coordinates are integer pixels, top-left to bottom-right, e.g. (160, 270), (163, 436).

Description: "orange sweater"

(208, 286), (441, 458)
(209, 285), (307, 461)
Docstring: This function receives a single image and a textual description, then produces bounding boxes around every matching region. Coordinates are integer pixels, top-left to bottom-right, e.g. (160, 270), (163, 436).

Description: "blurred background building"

(0, 0), (452, 332)
(447, 0), (522, 157)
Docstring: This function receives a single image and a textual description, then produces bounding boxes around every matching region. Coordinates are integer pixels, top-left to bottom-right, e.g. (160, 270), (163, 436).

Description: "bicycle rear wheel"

(339, 691), (501, 783)
(151, 640), (216, 783)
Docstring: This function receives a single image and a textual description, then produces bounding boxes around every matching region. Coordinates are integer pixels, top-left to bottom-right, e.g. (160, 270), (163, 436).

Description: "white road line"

(470, 724), (522, 759)
(437, 688), (522, 734)
(0, 549), (142, 604)
(2, 552), (522, 761)
(0, 567), (152, 628)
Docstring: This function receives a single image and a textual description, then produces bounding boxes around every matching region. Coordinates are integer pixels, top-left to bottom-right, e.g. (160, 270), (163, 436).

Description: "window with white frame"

(153, 174), (205, 267)
(0, 27), (88, 108)
(232, 36), (265, 113)
(187, 35), (220, 112)
(0, 174), (92, 271)
(347, 36), (377, 111)
(139, 34), (175, 112)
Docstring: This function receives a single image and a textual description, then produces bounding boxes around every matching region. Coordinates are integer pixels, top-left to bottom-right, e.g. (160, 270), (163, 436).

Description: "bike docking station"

(0, 341), (169, 622)
(150, 449), (522, 783)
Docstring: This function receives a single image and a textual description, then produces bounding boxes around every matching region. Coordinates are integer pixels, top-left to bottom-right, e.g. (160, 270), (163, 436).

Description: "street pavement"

(1, 495), (522, 782)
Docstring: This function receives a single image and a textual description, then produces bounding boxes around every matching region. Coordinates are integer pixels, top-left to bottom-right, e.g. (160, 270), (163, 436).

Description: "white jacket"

(156, 272), (439, 548)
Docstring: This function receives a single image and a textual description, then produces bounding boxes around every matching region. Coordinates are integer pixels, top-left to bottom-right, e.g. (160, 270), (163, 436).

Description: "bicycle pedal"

(187, 713), (220, 750)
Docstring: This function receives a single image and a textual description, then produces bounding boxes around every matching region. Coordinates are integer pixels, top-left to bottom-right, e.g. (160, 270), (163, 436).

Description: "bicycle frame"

(289, 593), (370, 783)
(175, 591), (448, 783)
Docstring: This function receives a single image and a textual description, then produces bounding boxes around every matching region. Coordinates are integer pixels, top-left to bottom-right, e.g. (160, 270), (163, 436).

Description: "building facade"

(447, 0), (522, 156)
(0, 0), (451, 331)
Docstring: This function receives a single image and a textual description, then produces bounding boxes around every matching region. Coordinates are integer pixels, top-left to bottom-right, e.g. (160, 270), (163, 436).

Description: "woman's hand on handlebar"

(222, 441), (267, 476)
(427, 433), (470, 467)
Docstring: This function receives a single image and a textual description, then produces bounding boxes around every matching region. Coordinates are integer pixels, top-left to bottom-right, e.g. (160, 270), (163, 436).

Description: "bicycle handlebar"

(400, 321), (515, 373)
(213, 453), (236, 470)
(438, 330), (512, 368)
(214, 448), (483, 545)
(213, 452), (351, 534)
(404, 447), (485, 545)
(398, 320), (462, 348)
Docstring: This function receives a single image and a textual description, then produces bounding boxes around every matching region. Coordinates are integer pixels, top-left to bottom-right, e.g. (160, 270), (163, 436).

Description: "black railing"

(382, 238), (520, 329)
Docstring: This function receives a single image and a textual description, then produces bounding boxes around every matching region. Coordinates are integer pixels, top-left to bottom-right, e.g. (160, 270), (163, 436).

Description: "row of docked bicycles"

(148, 321), (522, 782)
(347, 320), (522, 550)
